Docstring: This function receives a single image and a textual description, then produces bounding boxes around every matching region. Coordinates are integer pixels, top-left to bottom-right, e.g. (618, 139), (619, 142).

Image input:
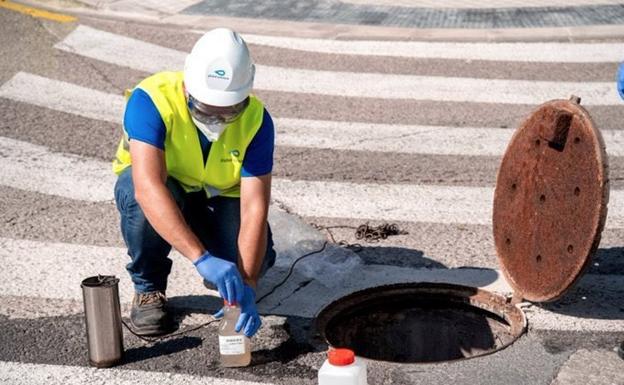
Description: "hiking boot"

(130, 291), (175, 336)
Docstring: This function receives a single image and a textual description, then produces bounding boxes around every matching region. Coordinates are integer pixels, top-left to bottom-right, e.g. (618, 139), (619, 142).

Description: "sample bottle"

(218, 301), (251, 367)
(318, 348), (367, 385)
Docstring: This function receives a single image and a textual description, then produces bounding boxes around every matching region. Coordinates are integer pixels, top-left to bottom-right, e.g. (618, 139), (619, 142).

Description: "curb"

(16, 0), (624, 42)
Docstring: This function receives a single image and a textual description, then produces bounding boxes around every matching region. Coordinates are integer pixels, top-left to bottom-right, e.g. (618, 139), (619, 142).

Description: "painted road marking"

(1, 236), (622, 333)
(258, 68), (617, 105)
(0, 0), (76, 23)
(0, 136), (115, 202)
(271, 178), (624, 228)
(130, 0), (204, 14)
(3, 72), (624, 158)
(0, 238), (510, 308)
(55, 25), (620, 105)
(275, 118), (624, 157)
(5, 134), (624, 228)
(55, 25), (183, 73)
(0, 72), (123, 124)
(0, 361), (270, 385)
(241, 33), (624, 63)
(0, 236), (507, 312)
(0, 237), (201, 304)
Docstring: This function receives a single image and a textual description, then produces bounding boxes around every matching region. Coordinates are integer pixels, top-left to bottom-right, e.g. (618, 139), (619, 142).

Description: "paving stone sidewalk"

(181, 0), (624, 29)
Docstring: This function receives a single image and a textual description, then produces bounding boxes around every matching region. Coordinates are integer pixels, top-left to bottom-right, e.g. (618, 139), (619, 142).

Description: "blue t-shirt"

(123, 89), (274, 177)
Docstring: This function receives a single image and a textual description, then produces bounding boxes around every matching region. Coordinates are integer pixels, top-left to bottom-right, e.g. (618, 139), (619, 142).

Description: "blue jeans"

(114, 168), (276, 293)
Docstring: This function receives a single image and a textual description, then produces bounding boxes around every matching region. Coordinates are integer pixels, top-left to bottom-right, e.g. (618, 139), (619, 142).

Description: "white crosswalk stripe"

(0, 136), (114, 202)
(276, 118), (624, 157)
(3, 135), (623, 227)
(0, 361), (270, 385)
(2, 72), (624, 158)
(2, 236), (622, 333)
(0, 72), (123, 123)
(55, 25), (620, 105)
(272, 179), (624, 227)
(0, 237), (199, 303)
(0, 236), (508, 316)
(242, 33), (624, 63)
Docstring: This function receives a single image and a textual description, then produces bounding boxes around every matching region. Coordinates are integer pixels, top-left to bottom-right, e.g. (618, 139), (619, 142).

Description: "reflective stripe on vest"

(112, 71), (264, 198)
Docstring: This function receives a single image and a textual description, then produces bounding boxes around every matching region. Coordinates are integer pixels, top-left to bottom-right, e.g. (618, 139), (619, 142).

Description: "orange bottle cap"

(328, 348), (355, 366)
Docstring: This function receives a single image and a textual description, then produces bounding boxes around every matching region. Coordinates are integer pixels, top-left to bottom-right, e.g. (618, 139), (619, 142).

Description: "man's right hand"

(194, 252), (244, 304)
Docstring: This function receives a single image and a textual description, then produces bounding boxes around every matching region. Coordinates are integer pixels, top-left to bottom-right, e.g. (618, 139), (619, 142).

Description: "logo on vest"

(221, 149), (240, 163)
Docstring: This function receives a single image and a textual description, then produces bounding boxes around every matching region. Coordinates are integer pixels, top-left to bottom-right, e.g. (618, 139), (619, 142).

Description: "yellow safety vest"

(112, 71), (264, 198)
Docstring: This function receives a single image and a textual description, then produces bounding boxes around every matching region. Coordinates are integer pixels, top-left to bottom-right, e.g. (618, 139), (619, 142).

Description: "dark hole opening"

(323, 294), (516, 363)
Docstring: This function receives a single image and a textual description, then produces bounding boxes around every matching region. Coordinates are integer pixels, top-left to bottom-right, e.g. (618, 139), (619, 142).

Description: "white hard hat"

(184, 28), (255, 107)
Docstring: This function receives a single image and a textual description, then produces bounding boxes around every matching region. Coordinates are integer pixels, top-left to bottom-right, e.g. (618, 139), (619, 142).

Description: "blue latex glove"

(194, 252), (243, 305)
(618, 63), (624, 100)
(235, 285), (262, 338)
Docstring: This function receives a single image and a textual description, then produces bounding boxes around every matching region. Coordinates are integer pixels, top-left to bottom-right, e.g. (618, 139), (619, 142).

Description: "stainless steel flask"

(81, 275), (124, 367)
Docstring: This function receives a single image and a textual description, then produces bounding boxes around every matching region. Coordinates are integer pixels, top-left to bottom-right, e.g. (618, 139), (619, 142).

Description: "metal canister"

(81, 275), (124, 367)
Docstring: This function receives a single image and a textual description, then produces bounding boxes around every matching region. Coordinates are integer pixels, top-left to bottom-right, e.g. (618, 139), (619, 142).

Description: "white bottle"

(218, 301), (251, 367)
(318, 348), (367, 385)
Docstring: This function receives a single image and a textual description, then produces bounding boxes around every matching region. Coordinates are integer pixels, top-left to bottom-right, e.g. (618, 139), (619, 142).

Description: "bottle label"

(219, 335), (246, 355)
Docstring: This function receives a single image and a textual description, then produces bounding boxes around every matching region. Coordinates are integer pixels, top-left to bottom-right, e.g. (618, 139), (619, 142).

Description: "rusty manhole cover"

(493, 96), (609, 302)
(316, 283), (526, 363)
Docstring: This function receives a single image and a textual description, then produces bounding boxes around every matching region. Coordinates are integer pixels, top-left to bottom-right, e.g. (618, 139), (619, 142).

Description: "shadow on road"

(355, 245), (446, 268)
(535, 247), (624, 321)
(122, 336), (202, 364)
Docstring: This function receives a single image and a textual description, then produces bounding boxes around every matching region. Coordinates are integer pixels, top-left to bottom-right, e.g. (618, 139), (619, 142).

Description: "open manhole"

(315, 97), (609, 364)
(316, 283), (525, 363)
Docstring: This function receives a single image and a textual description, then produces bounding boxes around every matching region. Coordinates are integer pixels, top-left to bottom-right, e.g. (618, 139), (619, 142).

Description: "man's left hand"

(235, 284), (262, 338)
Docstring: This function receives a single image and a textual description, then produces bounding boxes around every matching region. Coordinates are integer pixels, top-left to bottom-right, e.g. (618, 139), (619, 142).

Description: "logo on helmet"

(207, 69), (230, 81)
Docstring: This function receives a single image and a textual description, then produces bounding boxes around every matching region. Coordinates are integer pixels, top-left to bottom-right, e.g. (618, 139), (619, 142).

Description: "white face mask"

(191, 116), (225, 142)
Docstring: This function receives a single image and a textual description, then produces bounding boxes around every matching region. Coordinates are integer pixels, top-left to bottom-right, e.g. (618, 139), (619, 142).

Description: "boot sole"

(129, 317), (175, 337)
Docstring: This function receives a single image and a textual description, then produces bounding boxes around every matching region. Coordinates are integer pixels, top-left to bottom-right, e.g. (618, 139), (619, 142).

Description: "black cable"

(121, 317), (220, 343)
(255, 222), (407, 303)
(256, 241), (328, 304)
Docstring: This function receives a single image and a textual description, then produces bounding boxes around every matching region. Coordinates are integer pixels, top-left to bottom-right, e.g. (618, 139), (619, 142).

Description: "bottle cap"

(328, 348), (355, 366)
(223, 299), (237, 306)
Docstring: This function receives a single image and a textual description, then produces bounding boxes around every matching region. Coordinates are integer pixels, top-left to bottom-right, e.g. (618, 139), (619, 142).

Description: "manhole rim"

(315, 282), (528, 365)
